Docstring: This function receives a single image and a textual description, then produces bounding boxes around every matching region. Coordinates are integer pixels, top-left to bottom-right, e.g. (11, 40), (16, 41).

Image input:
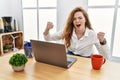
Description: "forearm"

(95, 43), (110, 59)
(44, 31), (63, 41)
(101, 44), (110, 59)
(43, 28), (49, 36)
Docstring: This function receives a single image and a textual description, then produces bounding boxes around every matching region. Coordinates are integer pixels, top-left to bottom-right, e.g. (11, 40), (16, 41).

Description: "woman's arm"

(44, 31), (63, 41)
(93, 32), (110, 59)
(95, 42), (110, 59)
(43, 22), (63, 41)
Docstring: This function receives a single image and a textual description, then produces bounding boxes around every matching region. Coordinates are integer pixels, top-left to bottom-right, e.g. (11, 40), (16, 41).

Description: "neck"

(75, 27), (85, 35)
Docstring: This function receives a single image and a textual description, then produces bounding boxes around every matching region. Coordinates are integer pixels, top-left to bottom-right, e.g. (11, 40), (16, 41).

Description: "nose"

(75, 18), (80, 23)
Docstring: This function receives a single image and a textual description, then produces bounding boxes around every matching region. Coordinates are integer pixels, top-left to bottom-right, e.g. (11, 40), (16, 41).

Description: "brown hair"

(62, 7), (93, 48)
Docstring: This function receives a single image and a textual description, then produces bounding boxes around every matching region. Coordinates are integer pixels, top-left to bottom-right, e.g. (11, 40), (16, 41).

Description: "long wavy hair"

(62, 7), (93, 48)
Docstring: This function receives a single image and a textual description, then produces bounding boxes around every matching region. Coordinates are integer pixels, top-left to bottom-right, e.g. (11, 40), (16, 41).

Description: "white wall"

(57, 0), (87, 31)
(0, 0), (23, 31)
(0, 0), (9, 17)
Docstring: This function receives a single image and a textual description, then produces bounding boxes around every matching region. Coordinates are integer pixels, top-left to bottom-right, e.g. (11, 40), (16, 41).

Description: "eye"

(73, 18), (76, 21)
(78, 17), (83, 19)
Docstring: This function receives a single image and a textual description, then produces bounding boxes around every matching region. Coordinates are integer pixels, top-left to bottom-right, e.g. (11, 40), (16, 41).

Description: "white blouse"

(44, 28), (110, 59)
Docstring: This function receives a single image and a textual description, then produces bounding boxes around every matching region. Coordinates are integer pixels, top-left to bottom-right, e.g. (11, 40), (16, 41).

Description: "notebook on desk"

(30, 40), (77, 68)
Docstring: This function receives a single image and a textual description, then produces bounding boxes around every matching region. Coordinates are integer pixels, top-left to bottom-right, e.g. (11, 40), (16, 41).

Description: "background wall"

(0, 0), (9, 17)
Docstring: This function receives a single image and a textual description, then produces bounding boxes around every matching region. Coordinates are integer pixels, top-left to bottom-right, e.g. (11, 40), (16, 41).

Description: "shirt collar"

(84, 27), (90, 37)
(73, 27), (90, 37)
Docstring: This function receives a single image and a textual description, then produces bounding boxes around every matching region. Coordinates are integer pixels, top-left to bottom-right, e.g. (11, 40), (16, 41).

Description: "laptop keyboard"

(67, 61), (72, 65)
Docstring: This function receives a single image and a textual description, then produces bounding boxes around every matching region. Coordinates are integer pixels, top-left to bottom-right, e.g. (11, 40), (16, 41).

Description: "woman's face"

(73, 11), (86, 30)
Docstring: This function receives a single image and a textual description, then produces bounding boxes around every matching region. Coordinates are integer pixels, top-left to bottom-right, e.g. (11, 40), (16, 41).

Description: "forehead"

(74, 11), (84, 17)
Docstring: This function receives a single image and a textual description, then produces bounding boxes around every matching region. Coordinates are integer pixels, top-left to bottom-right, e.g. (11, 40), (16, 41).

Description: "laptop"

(30, 40), (77, 68)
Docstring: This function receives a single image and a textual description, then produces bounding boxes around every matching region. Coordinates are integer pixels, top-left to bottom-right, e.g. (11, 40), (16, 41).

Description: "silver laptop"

(30, 40), (77, 68)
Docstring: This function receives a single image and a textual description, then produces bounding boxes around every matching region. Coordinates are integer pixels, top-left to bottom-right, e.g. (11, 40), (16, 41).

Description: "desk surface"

(0, 50), (120, 80)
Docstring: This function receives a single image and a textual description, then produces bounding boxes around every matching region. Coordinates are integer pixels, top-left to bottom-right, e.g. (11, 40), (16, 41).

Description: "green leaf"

(9, 53), (28, 66)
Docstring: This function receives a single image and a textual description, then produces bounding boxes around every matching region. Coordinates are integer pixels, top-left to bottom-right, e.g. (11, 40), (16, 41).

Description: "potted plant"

(9, 53), (28, 71)
(3, 45), (9, 53)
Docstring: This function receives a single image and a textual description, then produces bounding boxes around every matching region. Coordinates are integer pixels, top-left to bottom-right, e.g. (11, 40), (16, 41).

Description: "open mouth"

(76, 24), (81, 28)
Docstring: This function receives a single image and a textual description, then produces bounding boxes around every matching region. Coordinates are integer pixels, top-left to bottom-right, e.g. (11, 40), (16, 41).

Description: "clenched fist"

(43, 22), (54, 35)
(46, 22), (54, 30)
(97, 32), (106, 45)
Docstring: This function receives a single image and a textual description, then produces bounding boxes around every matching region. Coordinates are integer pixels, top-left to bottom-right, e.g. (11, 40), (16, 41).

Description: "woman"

(43, 7), (109, 59)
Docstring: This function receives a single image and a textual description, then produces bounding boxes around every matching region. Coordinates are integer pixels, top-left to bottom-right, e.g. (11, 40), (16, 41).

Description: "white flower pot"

(3, 49), (9, 53)
(12, 65), (25, 72)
